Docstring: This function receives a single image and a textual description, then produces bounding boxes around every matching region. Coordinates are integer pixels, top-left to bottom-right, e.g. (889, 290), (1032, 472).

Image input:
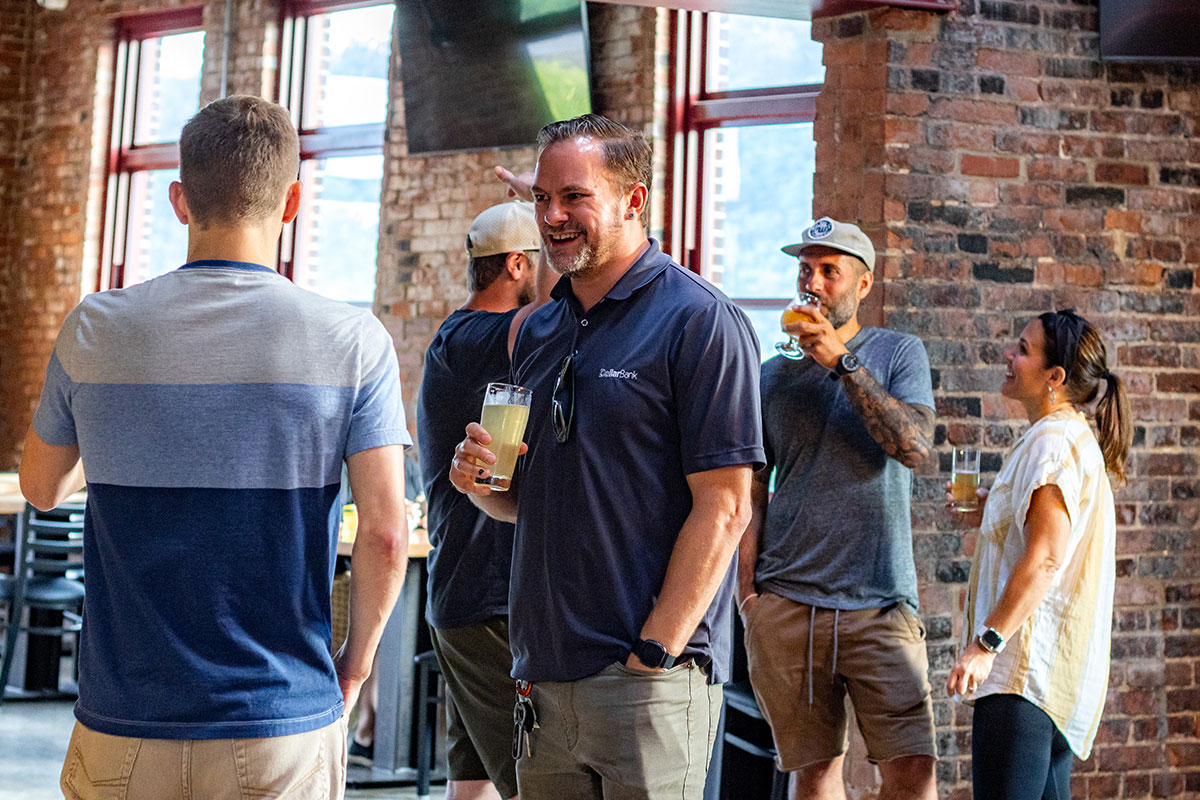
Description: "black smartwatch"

(829, 351), (861, 381)
(632, 638), (678, 669)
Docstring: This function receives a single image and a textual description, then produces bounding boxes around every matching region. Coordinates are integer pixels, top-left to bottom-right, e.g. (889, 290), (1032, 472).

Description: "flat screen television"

(395, 0), (593, 154)
(1100, 0), (1200, 62)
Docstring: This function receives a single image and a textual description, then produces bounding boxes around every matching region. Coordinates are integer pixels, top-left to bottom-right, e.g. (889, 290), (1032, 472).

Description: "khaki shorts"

(430, 616), (519, 799)
(60, 717), (347, 800)
(744, 593), (936, 771)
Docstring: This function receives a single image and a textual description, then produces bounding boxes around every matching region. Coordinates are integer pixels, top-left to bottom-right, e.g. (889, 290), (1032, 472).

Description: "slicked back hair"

(536, 114), (652, 219)
(179, 95), (300, 227)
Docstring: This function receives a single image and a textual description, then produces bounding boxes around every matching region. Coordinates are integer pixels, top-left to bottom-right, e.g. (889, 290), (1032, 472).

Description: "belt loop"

(807, 605), (816, 706)
(831, 608), (840, 681)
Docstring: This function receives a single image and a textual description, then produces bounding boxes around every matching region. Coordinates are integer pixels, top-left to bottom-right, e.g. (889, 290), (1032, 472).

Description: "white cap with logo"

(465, 201), (541, 258)
(781, 216), (876, 273)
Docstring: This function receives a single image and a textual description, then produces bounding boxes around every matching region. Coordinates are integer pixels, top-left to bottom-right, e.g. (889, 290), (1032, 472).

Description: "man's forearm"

(468, 487), (519, 523)
(19, 427), (85, 511)
(640, 466), (752, 655)
(341, 520), (408, 681)
(841, 366), (933, 469)
(737, 476), (769, 604)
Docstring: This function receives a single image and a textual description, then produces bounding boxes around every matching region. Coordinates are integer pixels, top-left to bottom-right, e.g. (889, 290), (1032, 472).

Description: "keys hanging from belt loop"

(512, 682), (538, 760)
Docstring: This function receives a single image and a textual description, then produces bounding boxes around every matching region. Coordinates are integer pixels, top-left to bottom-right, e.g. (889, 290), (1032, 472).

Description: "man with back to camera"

(417, 197), (553, 800)
(18, 95), (409, 799)
(737, 217), (938, 800)
(447, 113), (765, 800)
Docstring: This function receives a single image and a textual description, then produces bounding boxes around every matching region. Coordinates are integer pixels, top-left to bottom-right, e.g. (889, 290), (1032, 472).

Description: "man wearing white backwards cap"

(416, 199), (547, 800)
(738, 217), (940, 800)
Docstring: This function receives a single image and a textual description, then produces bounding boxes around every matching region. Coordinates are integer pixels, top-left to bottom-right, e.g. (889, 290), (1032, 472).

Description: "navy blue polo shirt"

(418, 308), (519, 629)
(509, 240), (765, 685)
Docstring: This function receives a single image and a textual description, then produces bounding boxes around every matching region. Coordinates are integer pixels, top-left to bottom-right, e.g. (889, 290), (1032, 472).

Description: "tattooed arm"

(840, 367), (934, 469)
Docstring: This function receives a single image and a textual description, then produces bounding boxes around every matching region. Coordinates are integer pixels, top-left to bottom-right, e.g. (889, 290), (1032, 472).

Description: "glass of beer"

(951, 447), (981, 512)
(776, 291), (821, 360)
(476, 383), (532, 491)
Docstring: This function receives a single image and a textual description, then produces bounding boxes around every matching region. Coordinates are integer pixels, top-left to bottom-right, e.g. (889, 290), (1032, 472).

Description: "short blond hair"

(179, 95), (299, 226)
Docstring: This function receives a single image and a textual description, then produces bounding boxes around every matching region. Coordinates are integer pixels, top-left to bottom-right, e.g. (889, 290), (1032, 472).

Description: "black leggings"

(972, 694), (1074, 800)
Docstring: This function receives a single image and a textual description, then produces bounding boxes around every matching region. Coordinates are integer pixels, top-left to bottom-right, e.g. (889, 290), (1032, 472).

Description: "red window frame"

(275, 0), (391, 286)
(97, 7), (205, 292)
(664, 10), (820, 315)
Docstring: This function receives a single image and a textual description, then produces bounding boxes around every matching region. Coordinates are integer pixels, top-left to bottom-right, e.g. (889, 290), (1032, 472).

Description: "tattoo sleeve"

(840, 366), (935, 469)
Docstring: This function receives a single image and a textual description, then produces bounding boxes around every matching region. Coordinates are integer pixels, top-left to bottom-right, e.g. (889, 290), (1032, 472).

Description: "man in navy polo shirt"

(449, 114), (764, 800)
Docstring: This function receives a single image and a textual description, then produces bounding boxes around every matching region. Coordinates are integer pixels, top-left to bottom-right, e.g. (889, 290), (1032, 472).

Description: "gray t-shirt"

(756, 327), (934, 611)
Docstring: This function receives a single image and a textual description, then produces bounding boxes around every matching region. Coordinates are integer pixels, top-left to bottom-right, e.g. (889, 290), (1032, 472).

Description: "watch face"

(981, 628), (1004, 650)
(635, 639), (667, 668)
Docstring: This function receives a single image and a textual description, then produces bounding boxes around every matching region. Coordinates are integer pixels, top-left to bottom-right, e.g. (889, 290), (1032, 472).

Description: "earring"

(626, 212), (635, 219)
(1048, 385), (1056, 404)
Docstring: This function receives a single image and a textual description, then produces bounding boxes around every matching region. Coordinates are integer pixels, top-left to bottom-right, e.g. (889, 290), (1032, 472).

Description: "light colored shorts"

(744, 592), (937, 771)
(430, 616), (519, 799)
(59, 717), (347, 800)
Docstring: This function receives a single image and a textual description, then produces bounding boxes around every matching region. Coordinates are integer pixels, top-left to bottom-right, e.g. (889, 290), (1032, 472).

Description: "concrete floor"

(0, 699), (444, 800)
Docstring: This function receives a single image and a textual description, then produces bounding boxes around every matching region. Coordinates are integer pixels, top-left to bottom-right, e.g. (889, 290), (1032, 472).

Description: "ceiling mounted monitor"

(1100, 0), (1200, 62)
(396, 0), (593, 154)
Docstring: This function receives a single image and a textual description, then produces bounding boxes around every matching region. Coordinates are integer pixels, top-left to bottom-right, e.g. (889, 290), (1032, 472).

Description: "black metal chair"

(720, 681), (788, 800)
(0, 503), (85, 702)
(413, 649), (445, 800)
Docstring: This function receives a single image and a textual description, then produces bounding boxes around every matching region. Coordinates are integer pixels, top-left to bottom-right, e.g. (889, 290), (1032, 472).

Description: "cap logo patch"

(807, 219), (834, 240)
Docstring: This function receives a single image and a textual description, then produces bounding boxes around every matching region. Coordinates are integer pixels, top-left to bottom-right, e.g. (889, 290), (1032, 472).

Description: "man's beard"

(822, 284), (858, 329)
(516, 273), (536, 306)
(544, 209), (624, 280)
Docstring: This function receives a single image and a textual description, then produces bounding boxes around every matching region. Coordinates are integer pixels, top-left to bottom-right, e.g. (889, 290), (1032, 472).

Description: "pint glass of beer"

(951, 447), (980, 512)
(477, 383), (532, 491)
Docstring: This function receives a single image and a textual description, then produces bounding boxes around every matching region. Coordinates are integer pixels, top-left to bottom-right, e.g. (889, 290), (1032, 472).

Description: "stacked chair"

(0, 503), (86, 702)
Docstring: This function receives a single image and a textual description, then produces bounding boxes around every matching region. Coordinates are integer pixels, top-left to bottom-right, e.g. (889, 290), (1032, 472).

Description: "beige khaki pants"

(59, 717), (347, 800)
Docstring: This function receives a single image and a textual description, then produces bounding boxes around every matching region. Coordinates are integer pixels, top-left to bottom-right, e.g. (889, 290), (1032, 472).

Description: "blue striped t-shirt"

(32, 260), (410, 739)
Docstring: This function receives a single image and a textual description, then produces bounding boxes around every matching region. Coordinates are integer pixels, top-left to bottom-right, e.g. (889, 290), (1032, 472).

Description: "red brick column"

(817, 4), (1200, 798)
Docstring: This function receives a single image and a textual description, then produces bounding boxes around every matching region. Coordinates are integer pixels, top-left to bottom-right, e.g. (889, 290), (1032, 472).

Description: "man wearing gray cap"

(737, 217), (938, 800)
(416, 200), (547, 800)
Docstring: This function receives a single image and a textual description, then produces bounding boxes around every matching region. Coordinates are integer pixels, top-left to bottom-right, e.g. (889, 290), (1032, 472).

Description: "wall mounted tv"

(396, 0), (593, 154)
(1100, 0), (1200, 62)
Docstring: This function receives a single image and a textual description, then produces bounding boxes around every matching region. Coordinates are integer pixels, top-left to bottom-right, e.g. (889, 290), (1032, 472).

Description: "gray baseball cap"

(781, 217), (876, 272)
(465, 201), (540, 258)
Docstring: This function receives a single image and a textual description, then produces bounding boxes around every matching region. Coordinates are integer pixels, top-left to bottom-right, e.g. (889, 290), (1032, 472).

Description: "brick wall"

(814, 3), (1200, 797)
(0, 0), (30, 460)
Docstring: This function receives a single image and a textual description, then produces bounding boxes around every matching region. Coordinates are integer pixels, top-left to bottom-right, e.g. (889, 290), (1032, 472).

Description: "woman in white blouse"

(946, 309), (1130, 800)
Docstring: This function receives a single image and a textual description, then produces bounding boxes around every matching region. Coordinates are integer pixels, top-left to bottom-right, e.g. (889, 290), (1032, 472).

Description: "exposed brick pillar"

(814, 3), (1200, 798)
(201, 0), (281, 103)
(0, 3), (105, 470)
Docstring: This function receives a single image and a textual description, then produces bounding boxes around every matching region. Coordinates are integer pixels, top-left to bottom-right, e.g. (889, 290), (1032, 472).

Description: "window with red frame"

(278, 0), (394, 306)
(98, 9), (205, 291)
(666, 11), (823, 359)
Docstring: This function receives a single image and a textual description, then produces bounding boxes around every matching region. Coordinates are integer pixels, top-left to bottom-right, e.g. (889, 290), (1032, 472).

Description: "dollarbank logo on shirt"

(599, 368), (638, 380)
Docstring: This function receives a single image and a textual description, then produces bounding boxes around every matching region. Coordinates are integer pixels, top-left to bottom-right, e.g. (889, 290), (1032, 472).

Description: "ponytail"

(1039, 310), (1133, 484)
(1094, 371), (1131, 485)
